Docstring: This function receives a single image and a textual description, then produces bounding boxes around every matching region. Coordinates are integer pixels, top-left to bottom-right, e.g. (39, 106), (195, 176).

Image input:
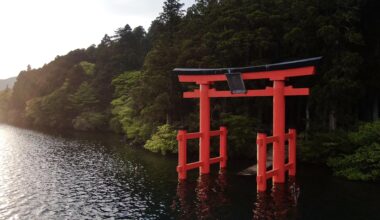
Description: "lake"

(0, 123), (379, 219)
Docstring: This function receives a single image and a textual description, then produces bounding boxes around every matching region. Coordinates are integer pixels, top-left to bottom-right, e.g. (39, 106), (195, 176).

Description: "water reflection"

(253, 177), (300, 220)
(173, 170), (229, 219)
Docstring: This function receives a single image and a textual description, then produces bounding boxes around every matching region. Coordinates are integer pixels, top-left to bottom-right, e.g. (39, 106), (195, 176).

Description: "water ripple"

(0, 124), (173, 219)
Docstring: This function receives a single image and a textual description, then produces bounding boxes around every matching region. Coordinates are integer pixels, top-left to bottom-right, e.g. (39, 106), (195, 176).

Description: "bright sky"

(0, 0), (196, 80)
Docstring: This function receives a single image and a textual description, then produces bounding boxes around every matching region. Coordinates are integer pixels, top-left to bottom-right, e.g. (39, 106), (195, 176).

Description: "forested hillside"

(0, 0), (379, 180)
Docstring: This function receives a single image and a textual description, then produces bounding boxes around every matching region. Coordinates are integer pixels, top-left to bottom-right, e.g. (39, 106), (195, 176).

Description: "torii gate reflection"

(173, 57), (321, 191)
(172, 171), (229, 219)
(172, 172), (300, 219)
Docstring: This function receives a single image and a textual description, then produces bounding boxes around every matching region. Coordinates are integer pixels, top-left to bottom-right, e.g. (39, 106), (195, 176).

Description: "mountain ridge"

(0, 77), (17, 90)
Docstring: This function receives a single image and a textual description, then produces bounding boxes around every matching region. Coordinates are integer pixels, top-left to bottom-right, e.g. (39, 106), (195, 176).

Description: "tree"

(159, 0), (184, 24)
(69, 82), (99, 112)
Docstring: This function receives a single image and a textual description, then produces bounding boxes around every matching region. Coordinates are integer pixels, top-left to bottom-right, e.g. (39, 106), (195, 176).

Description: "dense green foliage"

(111, 71), (152, 140)
(328, 143), (380, 181)
(1, 0), (380, 180)
(327, 121), (380, 181)
(299, 131), (350, 163)
(220, 113), (260, 158)
(144, 124), (178, 155)
(6, 24), (149, 130)
(0, 88), (11, 122)
(301, 121), (380, 181)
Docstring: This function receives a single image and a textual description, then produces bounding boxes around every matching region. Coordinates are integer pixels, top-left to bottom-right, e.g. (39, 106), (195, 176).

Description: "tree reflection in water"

(253, 177), (300, 220)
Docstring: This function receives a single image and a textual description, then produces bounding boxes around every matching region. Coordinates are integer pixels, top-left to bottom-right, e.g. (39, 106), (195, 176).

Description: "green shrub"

(72, 112), (106, 131)
(324, 121), (380, 181)
(327, 143), (380, 181)
(79, 61), (95, 76)
(298, 131), (351, 163)
(144, 124), (178, 155)
(348, 121), (380, 147)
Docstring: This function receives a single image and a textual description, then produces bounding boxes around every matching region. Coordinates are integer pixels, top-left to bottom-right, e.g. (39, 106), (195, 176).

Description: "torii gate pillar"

(273, 80), (285, 183)
(200, 83), (211, 174)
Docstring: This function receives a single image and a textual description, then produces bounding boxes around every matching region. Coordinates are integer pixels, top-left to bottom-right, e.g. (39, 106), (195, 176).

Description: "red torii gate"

(173, 57), (321, 191)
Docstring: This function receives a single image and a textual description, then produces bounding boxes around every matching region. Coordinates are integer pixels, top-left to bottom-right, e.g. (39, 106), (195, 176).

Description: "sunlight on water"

(0, 126), (20, 218)
(0, 124), (159, 219)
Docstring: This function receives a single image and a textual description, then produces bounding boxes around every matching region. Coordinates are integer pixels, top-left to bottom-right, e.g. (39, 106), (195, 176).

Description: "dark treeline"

(0, 0), (379, 180)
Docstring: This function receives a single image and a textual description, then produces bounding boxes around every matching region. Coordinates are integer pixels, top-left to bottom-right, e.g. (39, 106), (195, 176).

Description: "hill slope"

(0, 77), (16, 90)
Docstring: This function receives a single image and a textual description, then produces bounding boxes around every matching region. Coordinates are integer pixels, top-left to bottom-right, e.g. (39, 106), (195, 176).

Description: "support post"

(177, 130), (187, 180)
(273, 80), (285, 183)
(200, 83), (210, 174)
(288, 129), (296, 176)
(220, 126), (227, 169)
(257, 133), (267, 192)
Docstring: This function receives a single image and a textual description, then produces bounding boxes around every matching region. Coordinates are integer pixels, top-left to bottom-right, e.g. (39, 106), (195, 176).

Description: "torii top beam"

(173, 57), (321, 98)
(174, 57), (321, 82)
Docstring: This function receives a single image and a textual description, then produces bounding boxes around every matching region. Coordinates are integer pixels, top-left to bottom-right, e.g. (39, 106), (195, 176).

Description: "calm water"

(0, 123), (379, 219)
